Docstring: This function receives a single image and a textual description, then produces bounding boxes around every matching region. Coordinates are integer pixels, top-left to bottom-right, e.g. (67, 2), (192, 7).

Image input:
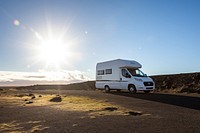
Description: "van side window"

(122, 69), (131, 78)
(97, 70), (104, 75)
(105, 69), (112, 74)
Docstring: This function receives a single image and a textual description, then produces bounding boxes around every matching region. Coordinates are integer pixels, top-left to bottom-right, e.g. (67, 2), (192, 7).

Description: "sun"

(29, 21), (80, 69)
(37, 38), (70, 68)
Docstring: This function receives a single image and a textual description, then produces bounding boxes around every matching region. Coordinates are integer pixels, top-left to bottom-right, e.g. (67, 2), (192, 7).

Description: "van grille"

(144, 82), (154, 86)
(146, 87), (153, 90)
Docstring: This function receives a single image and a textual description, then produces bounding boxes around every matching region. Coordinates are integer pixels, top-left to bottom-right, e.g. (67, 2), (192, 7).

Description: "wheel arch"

(128, 84), (136, 90)
(104, 85), (110, 89)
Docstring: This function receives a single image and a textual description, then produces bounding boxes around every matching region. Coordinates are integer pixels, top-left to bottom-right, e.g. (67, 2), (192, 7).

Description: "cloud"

(0, 70), (90, 86)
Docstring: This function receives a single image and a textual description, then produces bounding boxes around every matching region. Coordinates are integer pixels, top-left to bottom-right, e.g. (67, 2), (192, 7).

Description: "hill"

(151, 72), (200, 93)
(15, 81), (96, 91)
(2, 72), (199, 94)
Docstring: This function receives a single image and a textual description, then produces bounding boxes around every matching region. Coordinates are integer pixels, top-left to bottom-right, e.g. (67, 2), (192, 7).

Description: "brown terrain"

(0, 72), (200, 133)
(151, 72), (200, 94)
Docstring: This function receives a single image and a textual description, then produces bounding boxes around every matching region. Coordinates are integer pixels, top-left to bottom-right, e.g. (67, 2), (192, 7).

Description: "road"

(0, 90), (199, 133)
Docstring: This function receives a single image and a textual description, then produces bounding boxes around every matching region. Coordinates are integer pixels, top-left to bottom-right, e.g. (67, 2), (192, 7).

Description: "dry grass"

(0, 121), (23, 132)
(0, 92), (147, 132)
(0, 120), (49, 133)
(0, 94), (143, 117)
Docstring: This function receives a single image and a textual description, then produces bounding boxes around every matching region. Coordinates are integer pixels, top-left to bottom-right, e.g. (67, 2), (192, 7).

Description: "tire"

(105, 86), (110, 93)
(144, 90), (150, 94)
(128, 85), (136, 93)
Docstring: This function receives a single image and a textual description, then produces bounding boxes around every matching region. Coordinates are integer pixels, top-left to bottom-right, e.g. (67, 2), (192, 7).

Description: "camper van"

(95, 59), (155, 93)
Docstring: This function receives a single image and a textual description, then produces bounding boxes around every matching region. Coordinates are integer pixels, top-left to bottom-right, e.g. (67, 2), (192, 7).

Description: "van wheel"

(144, 90), (150, 94)
(105, 86), (110, 93)
(129, 85), (136, 93)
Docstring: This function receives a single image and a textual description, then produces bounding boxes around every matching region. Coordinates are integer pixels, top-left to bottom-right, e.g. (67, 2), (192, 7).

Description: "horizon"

(0, 0), (200, 86)
(1, 71), (199, 87)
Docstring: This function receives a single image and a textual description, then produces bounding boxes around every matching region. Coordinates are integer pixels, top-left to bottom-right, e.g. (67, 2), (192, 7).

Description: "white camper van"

(95, 59), (155, 93)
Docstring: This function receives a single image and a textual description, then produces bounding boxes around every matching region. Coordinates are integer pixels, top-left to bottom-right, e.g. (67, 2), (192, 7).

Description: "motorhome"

(95, 59), (155, 93)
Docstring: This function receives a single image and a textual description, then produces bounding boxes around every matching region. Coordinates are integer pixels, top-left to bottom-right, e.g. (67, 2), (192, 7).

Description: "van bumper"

(138, 86), (155, 90)
(145, 87), (154, 90)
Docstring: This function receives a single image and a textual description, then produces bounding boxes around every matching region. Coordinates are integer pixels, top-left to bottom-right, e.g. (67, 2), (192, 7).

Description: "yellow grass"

(0, 93), (146, 132)
(0, 94), (143, 117)
(0, 121), (23, 132)
(0, 120), (49, 133)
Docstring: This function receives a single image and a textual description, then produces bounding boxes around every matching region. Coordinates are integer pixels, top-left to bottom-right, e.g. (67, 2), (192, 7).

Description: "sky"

(0, 0), (200, 86)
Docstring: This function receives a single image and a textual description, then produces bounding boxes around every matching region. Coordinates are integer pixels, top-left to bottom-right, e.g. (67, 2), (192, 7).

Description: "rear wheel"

(105, 86), (110, 93)
(144, 90), (150, 93)
(128, 85), (136, 93)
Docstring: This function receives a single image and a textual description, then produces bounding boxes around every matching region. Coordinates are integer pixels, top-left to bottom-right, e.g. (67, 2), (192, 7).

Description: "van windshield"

(127, 68), (146, 77)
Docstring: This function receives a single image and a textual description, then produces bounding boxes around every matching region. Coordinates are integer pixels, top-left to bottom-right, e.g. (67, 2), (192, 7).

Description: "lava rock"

(104, 107), (118, 111)
(49, 96), (62, 102)
(31, 96), (36, 99)
(26, 101), (33, 104)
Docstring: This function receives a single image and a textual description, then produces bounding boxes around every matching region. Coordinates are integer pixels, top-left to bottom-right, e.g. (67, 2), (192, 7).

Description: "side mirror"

(144, 74), (147, 77)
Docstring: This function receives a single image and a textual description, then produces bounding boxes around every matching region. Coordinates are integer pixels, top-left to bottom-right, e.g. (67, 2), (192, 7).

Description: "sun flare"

(30, 21), (81, 69)
(37, 39), (70, 68)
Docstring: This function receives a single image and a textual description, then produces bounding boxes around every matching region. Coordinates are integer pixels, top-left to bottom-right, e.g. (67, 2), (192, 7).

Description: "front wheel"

(128, 85), (137, 93)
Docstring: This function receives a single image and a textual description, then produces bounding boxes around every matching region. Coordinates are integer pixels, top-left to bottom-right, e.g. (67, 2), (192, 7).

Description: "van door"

(120, 68), (131, 89)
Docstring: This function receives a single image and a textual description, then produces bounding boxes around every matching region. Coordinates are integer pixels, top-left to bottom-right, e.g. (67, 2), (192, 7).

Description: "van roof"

(97, 59), (142, 68)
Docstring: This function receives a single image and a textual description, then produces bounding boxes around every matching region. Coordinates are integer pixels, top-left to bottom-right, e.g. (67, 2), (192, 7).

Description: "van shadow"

(109, 91), (200, 110)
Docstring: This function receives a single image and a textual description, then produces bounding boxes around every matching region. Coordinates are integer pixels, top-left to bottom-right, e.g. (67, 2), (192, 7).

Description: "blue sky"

(0, 0), (200, 85)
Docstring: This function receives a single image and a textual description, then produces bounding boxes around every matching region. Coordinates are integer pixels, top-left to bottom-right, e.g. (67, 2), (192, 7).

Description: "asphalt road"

(0, 90), (199, 133)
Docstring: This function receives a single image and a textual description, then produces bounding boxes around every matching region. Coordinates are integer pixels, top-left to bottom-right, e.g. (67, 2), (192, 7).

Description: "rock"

(39, 95), (42, 97)
(26, 101), (33, 104)
(128, 111), (142, 116)
(31, 96), (36, 99)
(49, 96), (62, 102)
(104, 107), (118, 111)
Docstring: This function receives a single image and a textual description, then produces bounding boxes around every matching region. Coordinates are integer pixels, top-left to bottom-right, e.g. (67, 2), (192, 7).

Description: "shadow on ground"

(109, 92), (200, 110)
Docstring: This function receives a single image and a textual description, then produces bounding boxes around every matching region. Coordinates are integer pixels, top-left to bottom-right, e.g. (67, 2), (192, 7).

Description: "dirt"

(0, 73), (200, 132)
(0, 89), (199, 133)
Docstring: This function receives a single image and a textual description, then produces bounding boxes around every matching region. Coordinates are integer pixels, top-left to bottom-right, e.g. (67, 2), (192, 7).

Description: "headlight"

(134, 78), (143, 82)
